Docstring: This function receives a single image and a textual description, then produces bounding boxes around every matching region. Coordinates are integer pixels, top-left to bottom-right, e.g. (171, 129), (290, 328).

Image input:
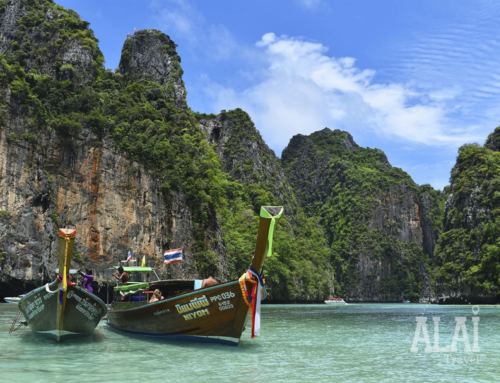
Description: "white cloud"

(205, 33), (482, 152)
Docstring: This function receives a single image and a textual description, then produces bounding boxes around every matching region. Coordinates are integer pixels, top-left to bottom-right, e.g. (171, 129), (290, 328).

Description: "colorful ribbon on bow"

(259, 207), (283, 258)
(248, 266), (265, 338)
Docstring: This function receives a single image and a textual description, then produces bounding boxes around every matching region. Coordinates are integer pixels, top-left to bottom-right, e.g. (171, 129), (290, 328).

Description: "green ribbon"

(259, 206), (284, 258)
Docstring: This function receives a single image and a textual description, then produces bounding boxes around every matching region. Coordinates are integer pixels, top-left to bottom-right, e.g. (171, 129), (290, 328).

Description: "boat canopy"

(114, 267), (153, 273)
(55, 269), (78, 274)
(114, 282), (149, 292)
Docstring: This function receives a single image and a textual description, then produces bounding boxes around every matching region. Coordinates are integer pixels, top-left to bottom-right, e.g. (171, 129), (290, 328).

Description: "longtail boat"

(17, 229), (107, 342)
(106, 206), (283, 345)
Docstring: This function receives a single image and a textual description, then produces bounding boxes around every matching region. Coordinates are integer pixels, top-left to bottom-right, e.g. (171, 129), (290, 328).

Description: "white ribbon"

(248, 267), (264, 337)
(45, 283), (62, 294)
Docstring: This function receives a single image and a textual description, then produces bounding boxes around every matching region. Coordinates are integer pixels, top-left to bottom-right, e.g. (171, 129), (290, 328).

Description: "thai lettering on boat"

(175, 295), (209, 314)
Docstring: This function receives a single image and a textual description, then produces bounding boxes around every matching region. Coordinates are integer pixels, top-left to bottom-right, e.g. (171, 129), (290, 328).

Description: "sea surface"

(1, 302), (499, 382)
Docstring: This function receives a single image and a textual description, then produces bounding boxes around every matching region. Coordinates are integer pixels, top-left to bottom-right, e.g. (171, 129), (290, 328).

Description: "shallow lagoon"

(1, 303), (499, 382)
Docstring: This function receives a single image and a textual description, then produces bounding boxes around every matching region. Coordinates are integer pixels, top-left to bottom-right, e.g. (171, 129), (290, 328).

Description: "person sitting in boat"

(149, 289), (164, 303)
(112, 266), (129, 286)
(201, 271), (218, 289)
(77, 268), (94, 293)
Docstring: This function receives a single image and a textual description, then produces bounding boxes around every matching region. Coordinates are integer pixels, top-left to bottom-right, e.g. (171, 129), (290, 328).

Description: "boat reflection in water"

(106, 206), (284, 345)
(16, 229), (107, 342)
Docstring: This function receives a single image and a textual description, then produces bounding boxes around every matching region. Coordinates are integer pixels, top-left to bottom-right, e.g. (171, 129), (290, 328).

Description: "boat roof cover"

(114, 266), (153, 273)
(55, 269), (78, 274)
(114, 282), (149, 292)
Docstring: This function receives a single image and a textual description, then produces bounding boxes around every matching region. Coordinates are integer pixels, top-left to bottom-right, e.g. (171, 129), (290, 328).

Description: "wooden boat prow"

(106, 206), (284, 345)
(17, 228), (107, 342)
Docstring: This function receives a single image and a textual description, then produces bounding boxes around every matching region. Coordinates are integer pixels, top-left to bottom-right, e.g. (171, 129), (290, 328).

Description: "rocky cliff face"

(0, 0), (228, 297)
(434, 129), (500, 304)
(0, 0), (450, 303)
(197, 109), (333, 301)
(119, 29), (186, 108)
(198, 109), (298, 218)
(0, 118), (211, 294)
(282, 128), (445, 301)
(0, 0), (330, 303)
(0, 0), (100, 85)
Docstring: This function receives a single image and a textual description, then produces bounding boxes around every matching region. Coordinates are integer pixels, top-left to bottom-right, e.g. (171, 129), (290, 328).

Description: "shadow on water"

(101, 322), (263, 353)
(15, 328), (107, 346)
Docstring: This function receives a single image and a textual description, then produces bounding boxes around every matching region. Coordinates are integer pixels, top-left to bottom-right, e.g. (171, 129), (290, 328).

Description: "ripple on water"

(1, 303), (499, 382)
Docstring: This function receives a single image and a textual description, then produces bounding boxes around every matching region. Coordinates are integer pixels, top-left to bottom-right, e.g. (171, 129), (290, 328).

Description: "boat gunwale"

(19, 279), (107, 312)
(108, 279), (240, 313)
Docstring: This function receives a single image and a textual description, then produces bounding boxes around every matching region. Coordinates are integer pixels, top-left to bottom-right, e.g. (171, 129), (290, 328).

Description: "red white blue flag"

(164, 248), (183, 265)
(126, 251), (132, 262)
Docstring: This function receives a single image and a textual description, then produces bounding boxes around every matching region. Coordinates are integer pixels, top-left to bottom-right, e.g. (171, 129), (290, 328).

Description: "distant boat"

(324, 297), (346, 304)
(16, 229), (107, 342)
(325, 275), (345, 304)
(106, 206), (283, 345)
(403, 300), (410, 303)
(4, 295), (24, 304)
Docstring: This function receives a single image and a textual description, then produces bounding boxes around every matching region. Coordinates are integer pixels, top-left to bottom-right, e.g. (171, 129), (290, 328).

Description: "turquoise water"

(1, 303), (499, 382)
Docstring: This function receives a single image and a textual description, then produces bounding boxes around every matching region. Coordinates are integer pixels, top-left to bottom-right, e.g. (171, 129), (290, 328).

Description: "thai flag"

(164, 248), (182, 265)
(127, 251), (132, 262)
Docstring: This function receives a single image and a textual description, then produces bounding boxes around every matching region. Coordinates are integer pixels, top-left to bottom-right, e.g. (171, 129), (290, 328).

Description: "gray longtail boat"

(17, 229), (107, 342)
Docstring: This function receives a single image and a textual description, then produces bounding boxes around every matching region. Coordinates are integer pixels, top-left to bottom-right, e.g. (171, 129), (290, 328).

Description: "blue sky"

(58, 0), (500, 190)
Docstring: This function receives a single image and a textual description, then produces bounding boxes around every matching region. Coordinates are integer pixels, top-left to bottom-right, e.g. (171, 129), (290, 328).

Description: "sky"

(58, 0), (500, 190)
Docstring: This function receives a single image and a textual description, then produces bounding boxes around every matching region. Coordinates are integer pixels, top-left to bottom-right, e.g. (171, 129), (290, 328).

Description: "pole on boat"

(251, 206), (284, 273)
(56, 229), (76, 341)
(242, 206), (283, 339)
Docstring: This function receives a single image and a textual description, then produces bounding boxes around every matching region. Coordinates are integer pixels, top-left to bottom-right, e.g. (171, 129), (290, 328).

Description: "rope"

(9, 310), (27, 334)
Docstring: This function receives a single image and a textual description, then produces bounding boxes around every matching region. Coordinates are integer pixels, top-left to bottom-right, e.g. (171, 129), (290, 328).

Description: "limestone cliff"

(119, 29), (186, 109)
(0, 0), (331, 303)
(197, 109), (333, 301)
(282, 128), (445, 301)
(0, 0), (99, 85)
(198, 109), (298, 218)
(435, 128), (500, 304)
(0, 0), (228, 298)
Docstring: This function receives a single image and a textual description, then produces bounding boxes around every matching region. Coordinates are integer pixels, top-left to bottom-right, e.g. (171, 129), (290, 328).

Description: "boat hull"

(107, 280), (250, 345)
(18, 280), (107, 342)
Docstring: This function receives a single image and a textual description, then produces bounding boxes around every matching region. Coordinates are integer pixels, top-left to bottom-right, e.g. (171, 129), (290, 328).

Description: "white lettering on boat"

(25, 295), (45, 319)
(69, 294), (100, 319)
(76, 303), (95, 321)
(210, 291), (235, 302)
(175, 295), (209, 314)
(218, 300), (234, 311)
(183, 309), (210, 321)
(154, 309), (170, 316)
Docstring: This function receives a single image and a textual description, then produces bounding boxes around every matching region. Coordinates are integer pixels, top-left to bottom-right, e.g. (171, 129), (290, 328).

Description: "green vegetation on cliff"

(435, 131), (500, 296)
(198, 109), (332, 300)
(0, 0), (331, 301)
(283, 129), (446, 301)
